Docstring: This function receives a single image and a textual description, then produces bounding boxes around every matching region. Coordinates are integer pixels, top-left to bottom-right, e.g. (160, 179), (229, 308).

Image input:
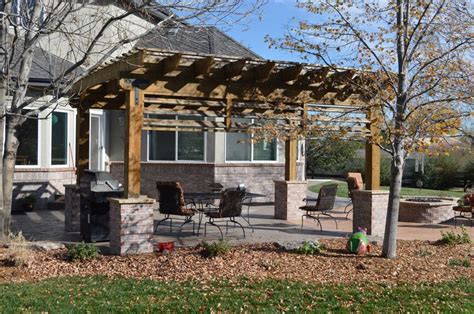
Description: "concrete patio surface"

(10, 198), (473, 248)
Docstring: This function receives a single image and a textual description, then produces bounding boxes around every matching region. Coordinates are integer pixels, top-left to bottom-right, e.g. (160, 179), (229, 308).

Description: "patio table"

(185, 191), (266, 234)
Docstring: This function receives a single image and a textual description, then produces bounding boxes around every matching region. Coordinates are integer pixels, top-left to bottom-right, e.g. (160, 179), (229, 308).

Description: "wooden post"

(225, 97), (232, 131)
(285, 138), (298, 181)
(76, 103), (89, 184)
(365, 104), (381, 190)
(124, 87), (144, 198)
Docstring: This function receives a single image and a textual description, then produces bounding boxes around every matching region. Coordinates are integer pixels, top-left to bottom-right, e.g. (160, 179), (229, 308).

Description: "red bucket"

(157, 241), (174, 253)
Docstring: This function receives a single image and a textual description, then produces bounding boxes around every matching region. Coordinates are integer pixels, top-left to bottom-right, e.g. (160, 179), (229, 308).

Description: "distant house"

(7, 2), (304, 210)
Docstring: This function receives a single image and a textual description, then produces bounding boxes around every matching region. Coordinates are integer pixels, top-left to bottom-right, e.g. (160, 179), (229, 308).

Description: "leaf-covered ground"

(1, 276), (473, 312)
(1, 239), (472, 284)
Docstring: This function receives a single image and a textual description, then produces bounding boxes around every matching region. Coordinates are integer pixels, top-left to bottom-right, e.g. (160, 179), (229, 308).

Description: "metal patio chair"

(155, 181), (197, 234)
(202, 189), (246, 238)
(453, 193), (474, 227)
(300, 184), (339, 231)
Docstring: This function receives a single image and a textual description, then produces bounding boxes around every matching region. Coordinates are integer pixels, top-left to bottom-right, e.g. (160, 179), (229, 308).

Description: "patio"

(11, 183), (473, 247)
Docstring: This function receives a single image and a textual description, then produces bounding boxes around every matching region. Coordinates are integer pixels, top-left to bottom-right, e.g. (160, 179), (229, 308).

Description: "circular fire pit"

(399, 197), (456, 224)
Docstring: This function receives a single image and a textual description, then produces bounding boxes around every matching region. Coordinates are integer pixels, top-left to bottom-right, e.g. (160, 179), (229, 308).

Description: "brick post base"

(109, 197), (155, 255)
(352, 190), (389, 237)
(274, 181), (307, 220)
(64, 184), (80, 232)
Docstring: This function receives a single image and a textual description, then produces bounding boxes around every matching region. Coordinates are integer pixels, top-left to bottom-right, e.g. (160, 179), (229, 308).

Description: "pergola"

(70, 48), (381, 199)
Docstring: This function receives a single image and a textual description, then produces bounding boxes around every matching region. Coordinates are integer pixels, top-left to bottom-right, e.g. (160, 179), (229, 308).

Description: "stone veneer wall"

(274, 181), (307, 220)
(13, 167), (75, 210)
(64, 184), (80, 232)
(109, 197), (155, 255)
(109, 161), (304, 202)
(352, 190), (389, 237)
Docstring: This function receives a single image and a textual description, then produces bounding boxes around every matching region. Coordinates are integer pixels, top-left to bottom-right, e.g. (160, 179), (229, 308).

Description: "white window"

(225, 118), (277, 162)
(148, 115), (205, 161)
(16, 112), (39, 166)
(51, 111), (68, 165)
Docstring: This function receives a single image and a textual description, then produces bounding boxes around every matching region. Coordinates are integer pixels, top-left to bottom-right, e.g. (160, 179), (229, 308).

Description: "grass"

(309, 180), (465, 198)
(0, 276), (472, 312)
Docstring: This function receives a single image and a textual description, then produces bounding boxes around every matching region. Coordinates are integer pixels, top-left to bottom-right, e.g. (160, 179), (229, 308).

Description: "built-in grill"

(80, 170), (123, 242)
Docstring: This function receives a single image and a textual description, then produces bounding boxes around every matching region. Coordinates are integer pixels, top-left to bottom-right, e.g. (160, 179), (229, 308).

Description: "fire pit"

(399, 196), (456, 224)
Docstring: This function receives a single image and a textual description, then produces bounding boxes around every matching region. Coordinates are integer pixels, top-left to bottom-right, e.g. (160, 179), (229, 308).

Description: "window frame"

(49, 110), (69, 167)
(15, 111), (41, 168)
(146, 115), (207, 163)
(224, 121), (279, 163)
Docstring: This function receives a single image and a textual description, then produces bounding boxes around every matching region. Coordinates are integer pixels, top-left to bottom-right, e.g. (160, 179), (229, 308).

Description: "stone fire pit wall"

(109, 197), (155, 255)
(398, 198), (456, 224)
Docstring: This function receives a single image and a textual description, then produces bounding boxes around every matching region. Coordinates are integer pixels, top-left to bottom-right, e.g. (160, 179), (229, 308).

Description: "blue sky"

(226, 0), (309, 62)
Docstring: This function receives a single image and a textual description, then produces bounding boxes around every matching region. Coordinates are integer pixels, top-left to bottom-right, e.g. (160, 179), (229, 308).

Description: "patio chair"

(202, 189), (246, 238)
(300, 184), (339, 231)
(155, 181), (197, 234)
(453, 193), (474, 227)
(344, 172), (364, 219)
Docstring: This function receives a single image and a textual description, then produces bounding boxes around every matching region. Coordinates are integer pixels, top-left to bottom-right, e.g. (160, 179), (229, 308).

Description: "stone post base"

(274, 181), (307, 220)
(64, 184), (80, 232)
(352, 190), (389, 237)
(109, 197), (155, 255)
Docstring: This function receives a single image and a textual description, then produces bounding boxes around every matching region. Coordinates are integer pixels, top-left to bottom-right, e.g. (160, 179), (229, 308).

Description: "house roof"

(136, 25), (260, 59)
(7, 2), (258, 83)
(0, 39), (79, 85)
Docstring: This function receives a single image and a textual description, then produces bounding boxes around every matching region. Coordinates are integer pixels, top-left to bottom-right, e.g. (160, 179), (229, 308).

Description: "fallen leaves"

(0, 239), (472, 285)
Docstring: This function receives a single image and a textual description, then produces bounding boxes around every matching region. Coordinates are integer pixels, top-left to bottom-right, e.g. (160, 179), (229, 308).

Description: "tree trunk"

(382, 145), (404, 258)
(1, 116), (21, 237)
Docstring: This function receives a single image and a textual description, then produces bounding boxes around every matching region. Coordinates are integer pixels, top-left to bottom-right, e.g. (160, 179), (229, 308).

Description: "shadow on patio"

(10, 200), (474, 246)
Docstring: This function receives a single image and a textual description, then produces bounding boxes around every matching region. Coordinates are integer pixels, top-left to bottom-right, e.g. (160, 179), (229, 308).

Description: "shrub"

(423, 155), (460, 190)
(66, 242), (99, 261)
(439, 227), (471, 245)
(448, 258), (471, 268)
(4, 232), (33, 267)
(200, 240), (231, 258)
(294, 241), (324, 255)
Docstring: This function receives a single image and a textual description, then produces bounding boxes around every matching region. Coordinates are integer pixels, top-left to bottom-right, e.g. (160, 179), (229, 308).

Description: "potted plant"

(21, 194), (36, 212)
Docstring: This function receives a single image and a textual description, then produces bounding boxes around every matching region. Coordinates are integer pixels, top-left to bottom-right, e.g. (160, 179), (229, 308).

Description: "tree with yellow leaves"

(270, 0), (473, 258)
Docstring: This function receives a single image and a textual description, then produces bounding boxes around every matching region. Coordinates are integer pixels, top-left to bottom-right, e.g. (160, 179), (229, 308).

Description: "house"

(7, 1), (305, 210)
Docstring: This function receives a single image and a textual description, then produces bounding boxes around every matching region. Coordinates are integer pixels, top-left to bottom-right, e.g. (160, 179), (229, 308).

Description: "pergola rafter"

(70, 48), (382, 199)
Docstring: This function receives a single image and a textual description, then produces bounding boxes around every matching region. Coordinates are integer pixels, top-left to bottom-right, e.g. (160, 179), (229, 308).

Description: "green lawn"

(309, 180), (465, 199)
(0, 277), (472, 312)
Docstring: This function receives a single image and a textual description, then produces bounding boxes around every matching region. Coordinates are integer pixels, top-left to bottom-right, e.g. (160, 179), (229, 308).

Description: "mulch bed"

(1, 239), (472, 284)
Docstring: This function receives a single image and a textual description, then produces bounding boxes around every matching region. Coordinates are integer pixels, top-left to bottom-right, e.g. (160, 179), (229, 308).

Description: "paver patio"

(10, 195), (473, 247)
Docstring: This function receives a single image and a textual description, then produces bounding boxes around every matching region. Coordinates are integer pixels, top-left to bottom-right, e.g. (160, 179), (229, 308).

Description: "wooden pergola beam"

(272, 64), (303, 83)
(193, 56), (214, 77)
(72, 50), (145, 94)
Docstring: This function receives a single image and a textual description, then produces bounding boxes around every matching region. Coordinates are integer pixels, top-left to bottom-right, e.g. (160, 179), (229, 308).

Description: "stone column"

(64, 184), (80, 232)
(274, 181), (307, 220)
(109, 197), (155, 255)
(352, 190), (389, 237)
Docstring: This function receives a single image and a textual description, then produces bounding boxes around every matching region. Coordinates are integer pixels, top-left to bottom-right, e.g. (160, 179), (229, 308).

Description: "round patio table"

(185, 191), (266, 234)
